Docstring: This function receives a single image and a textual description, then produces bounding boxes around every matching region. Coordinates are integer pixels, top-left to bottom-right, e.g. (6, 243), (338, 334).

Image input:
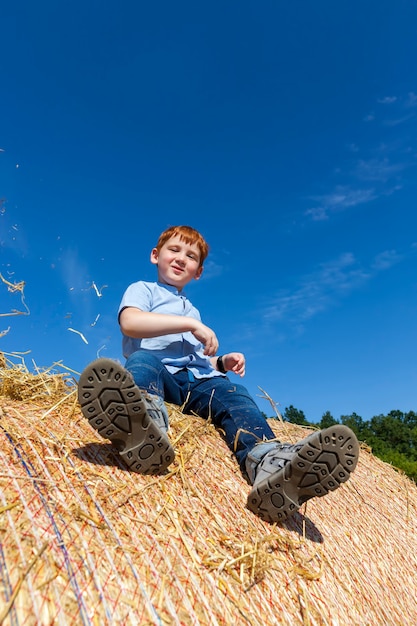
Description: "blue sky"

(1, 0), (416, 423)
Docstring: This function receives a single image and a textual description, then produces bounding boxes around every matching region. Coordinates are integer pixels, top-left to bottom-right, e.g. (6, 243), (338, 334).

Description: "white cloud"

(201, 257), (223, 280)
(263, 248), (405, 327)
(304, 206), (329, 221)
(371, 250), (402, 271)
(263, 253), (370, 323)
(383, 113), (415, 127)
(305, 186), (377, 220)
(379, 91), (417, 125)
(59, 248), (91, 292)
(405, 92), (417, 108)
(324, 188), (377, 208)
(377, 96), (397, 104)
(355, 158), (404, 182)
(306, 146), (408, 223)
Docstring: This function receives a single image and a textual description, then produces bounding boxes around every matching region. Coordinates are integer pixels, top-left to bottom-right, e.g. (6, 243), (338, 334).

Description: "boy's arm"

(119, 306), (219, 356)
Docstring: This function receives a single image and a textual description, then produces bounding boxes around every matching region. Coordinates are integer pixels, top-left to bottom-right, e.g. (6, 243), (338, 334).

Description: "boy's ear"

(150, 248), (159, 265)
(194, 265), (203, 280)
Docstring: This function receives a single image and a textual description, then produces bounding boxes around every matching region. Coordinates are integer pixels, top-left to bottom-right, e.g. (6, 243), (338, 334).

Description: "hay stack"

(1, 354), (416, 625)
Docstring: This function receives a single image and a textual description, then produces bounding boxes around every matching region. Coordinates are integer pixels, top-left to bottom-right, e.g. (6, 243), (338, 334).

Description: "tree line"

(275, 405), (417, 483)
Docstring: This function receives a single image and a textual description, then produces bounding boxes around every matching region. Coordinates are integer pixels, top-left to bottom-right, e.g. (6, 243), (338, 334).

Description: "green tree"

(366, 411), (416, 459)
(340, 412), (366, 438)
(404, 411), (417, 457)
(404, 410), (417, 429)
(319, 411), (339, 429)
(284, 405), (310, 426)
(370, 448), (417, 483)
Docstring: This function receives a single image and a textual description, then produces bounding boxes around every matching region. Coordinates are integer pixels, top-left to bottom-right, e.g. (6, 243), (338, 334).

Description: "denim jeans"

(125, 350), (276, 474)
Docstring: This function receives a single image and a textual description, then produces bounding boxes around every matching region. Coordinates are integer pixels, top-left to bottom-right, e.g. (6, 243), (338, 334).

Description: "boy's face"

(150, 235), (203, 289)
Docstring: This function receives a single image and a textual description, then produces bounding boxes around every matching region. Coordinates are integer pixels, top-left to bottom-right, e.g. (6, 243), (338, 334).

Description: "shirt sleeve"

(118, 281), (152, 320)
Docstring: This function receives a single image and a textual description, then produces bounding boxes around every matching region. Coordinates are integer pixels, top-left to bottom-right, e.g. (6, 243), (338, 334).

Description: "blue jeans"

(125, 350), (276, 474)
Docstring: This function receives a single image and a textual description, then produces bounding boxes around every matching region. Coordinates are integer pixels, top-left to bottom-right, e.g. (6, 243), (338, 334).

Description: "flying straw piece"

(91, 282), (108, 298)
(0, 272), (30, 316)
(67, 328), (88, 344)
(90, 314), (100, 327)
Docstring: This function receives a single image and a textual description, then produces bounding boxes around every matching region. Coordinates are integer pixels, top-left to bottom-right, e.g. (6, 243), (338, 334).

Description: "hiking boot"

(77, 358), (175, 475)
(246, 425), (359, 523)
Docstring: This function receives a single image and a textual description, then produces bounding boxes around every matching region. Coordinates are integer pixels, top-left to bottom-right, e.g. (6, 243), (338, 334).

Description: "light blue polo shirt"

(118, 281), (224, 379)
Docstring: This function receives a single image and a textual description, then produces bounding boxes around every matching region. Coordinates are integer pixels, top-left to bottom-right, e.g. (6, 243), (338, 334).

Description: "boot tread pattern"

(78, 358), (174, 475)
(247, 425), (359, 523)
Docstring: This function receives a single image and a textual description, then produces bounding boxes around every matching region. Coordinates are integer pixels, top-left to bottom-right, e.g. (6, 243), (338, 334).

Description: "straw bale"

(0, 353), (73, 403)
(1, 355), (417, 625)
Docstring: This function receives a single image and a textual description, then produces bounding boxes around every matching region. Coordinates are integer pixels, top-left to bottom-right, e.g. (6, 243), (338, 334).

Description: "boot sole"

(77, 358), (175, 475)
(247, 425), (359, 523)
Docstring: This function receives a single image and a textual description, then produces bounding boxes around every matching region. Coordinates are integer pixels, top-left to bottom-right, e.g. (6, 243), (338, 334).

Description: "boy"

(78, 225), (359, 523)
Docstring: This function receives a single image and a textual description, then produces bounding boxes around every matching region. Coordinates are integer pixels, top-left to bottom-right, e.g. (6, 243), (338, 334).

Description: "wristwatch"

(216, 355), (227, 373)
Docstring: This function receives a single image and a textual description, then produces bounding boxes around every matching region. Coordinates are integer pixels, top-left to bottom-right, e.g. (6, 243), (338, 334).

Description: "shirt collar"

(157, 281), (185, 297)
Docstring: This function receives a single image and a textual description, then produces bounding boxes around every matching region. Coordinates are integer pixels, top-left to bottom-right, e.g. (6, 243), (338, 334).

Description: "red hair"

(155, 225), (209, 267)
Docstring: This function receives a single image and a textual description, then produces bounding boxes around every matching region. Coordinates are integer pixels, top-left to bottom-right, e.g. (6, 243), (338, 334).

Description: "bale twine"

(0, 355), (416, 625)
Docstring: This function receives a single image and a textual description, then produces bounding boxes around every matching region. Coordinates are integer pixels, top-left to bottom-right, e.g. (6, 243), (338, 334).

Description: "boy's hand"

(191, 322), (219, 356)
(223, 352), (246, 377)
